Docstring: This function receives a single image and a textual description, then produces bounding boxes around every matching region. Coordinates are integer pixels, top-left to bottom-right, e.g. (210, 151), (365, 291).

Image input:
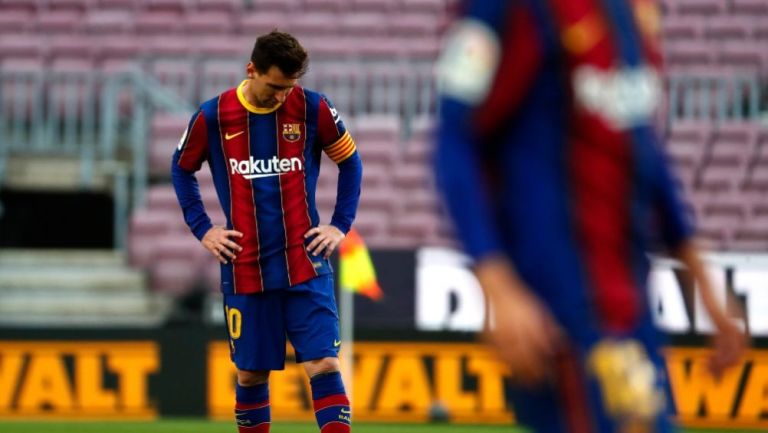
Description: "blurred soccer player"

(434, 1), (746, 432)
(172, 31), (361, 433)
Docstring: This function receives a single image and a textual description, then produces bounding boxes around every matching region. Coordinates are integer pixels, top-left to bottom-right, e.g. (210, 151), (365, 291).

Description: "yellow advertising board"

(1, 339), (768, 429)
(0, 341), (158, 419)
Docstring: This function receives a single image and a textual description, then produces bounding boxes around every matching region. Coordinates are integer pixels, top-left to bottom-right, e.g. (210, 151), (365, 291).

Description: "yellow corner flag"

(339, 228), (383, 301)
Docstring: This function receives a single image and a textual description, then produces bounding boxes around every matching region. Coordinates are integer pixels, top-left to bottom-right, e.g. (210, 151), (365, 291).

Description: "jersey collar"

(236, 80), (282, 114)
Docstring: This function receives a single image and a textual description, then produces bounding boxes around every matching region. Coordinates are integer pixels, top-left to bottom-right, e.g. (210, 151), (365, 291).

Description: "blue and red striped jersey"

(436, 0), (692, 336)
(172, 81), (362, 294)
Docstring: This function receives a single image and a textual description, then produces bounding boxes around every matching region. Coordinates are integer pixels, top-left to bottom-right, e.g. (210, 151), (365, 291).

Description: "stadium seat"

(35, 9), (83, 34)
(83, 9), (135, 34)
(135, 10), (183, 34)
(237, 11), (289, 35)
(184, 10), (232, 35)
(731, 0), (768, 16)
(0, 8), (32, 34)
(674, 0), (723, 16)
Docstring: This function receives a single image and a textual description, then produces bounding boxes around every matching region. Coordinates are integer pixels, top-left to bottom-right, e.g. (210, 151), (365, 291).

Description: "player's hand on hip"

(202, 226), (243, 264)
(475, 257), (564, 387)
(304, 225), (345, 259)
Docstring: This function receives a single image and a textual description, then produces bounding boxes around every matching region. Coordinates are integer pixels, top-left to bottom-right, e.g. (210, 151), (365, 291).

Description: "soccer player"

(172, 31), (361, 433)
(434, 1), (746, 432)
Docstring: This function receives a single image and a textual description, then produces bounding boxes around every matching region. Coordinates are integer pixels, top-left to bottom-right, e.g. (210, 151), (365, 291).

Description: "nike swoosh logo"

(334, 339), (341, 347)
(340, 408), (351, 414)
(225, 131), (245, 140)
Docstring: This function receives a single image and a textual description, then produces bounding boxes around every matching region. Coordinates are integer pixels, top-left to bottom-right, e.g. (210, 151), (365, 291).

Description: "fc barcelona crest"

(282, 123), (301, 142)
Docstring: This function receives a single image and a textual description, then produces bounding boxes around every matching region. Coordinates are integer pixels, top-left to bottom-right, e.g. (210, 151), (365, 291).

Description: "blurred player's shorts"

(588, 339), (665, 426)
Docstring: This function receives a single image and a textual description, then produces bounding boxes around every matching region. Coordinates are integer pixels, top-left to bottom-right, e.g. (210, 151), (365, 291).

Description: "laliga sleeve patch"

(437, 19), (501, 105)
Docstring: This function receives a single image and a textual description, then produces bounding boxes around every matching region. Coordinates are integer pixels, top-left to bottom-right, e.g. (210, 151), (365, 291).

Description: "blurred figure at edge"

(434, 0), (746, 432)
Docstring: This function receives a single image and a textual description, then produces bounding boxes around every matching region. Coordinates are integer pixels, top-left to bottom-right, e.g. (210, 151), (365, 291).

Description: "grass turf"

(0, 420), (755, 433)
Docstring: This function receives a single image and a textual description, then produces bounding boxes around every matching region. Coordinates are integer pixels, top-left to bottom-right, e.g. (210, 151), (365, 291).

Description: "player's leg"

(224, 292), (287, 433)
(235, 370), (271, 433)
(285, 275), (351, 433)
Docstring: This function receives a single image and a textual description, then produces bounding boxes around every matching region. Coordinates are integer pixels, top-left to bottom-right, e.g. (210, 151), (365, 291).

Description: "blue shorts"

(222, 274), (340, 371)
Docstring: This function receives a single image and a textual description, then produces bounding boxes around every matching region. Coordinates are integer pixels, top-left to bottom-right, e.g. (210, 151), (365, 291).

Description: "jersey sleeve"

(173, 109), (209, 172)
(171, 109), (213, 240)
(653, 143), (695, 250)
(317, 95), (357, 164)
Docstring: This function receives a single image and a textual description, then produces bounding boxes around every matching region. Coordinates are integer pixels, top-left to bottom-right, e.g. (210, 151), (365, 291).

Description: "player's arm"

(435, 6), (560, 384)
(305, 95), (362, 258)
(652, 144), (746, 374)
(171, 109), (242, 264)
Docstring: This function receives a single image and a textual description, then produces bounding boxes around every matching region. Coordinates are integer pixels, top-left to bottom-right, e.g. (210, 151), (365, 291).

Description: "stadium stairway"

(0, 249), (172, 327)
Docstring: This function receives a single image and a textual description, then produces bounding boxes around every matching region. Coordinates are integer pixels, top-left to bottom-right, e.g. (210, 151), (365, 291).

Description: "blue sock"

(310, 372), (350, 432)
(235, 382), (270, 432)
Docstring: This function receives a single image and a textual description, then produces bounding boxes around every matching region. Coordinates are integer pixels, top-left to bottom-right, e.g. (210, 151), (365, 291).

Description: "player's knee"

(304, 357), (340, 377)
(237, 369), (269, 386)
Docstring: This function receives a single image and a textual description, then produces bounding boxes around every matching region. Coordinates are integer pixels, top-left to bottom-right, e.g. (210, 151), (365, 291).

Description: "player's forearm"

(329, 152), (362, 233)
(171, 165), (213, 240)
(673, 239), (731, 328)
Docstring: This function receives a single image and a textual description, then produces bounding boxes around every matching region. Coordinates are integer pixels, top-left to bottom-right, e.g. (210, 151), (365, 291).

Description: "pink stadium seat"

(0, 0), (40, 12)
(135, 11), (183, 34)
(352, 36), (401, 58)
(731, 0), (768, 16)
(403, 137), (433, 164)
(352, 0), (391, 13)
(663, 40), (712, 68)
(353, 114), (400, 143)
(697, 164), (741, 193)
(197, 0), (243, 13)
(128, 209), (178, 266)
(146, 185), (181, 211)
(716, 42), (765, 70)
(282, 12), (338, 38)
(47, 0), (91, 13)
(389, 211), (438, 243)
(84, 10), (135, 34)
(352, 209), (391, 239)
(0, 9), (32, 34)
(145, 0), (188, 13)
(192, 35), (252, 58)
(744, 163), (768, 192)
(152, 113), (189, 139)
(339, 13), (389, 37)
(302, 0), (343, 12)
(237, 11), (289, 35)
(150, 59), (197, 102)
(0, 34), (45, 59)
(96, 0), (138, 9)
(732, 220), (768, 251)
(185, 11), (232, 35)
(150, 257), (207, 295)
(97, 36), (143, 65)
(35, 9), (83, 34)
(389, 12), (440, 36)
(251, 0), (300, 13)
(674, 0), (723, 16)
(704, 17), (748, 41)
(393, 163), (432, 190)
(141, 34), (190, 57)
(662, 16), (702, 42)
(357, 140), (397, 166)
(401, 0), (449, 14)
(357, 187), (397, 213)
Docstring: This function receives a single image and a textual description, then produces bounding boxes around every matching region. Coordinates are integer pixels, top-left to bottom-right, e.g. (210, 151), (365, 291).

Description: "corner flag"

(339, 228), (383, 300)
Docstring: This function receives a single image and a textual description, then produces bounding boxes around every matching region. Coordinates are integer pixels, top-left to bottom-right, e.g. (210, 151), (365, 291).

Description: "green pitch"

(0, 420), (755, 433)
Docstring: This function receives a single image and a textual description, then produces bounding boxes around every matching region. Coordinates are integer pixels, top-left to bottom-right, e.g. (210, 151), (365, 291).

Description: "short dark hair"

(251, 30), (309, 78)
